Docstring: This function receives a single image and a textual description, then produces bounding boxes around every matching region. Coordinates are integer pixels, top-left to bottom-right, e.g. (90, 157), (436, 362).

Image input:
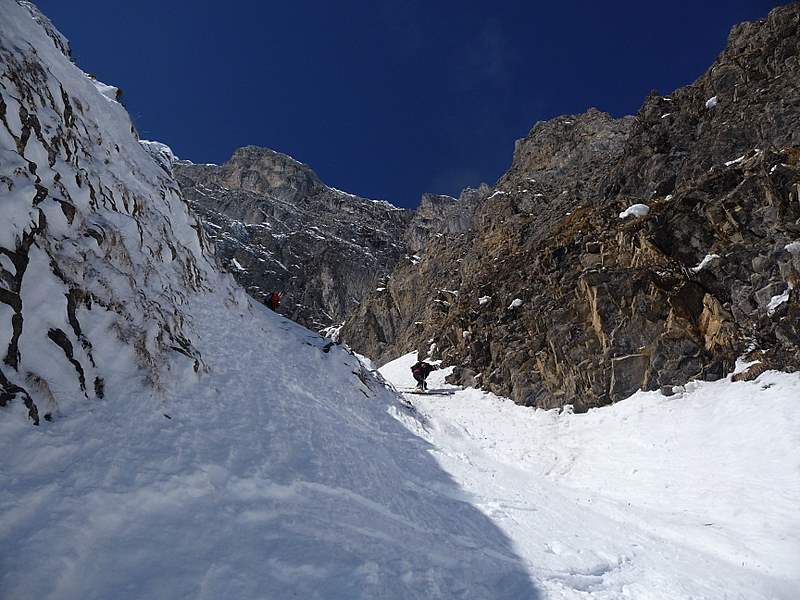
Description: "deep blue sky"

(37, 1), (782, 208)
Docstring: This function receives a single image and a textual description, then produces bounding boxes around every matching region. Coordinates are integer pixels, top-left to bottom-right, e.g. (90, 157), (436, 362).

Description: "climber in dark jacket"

(410, 360), (438, 391)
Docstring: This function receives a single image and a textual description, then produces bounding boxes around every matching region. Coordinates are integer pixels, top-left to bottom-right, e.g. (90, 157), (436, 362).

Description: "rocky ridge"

(175, 147), (412, 329)
(341, 3), (800, 411)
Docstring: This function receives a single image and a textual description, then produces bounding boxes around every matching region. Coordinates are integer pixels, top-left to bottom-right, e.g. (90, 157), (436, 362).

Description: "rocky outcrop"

(404, 186), (488, 253)
(342, 3), (800, 411)
(175, 147), (411, 329)
(0, 1), (218, 423)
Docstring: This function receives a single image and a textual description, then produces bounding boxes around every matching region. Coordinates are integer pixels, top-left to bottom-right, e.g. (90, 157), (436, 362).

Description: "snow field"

(380, 352), (800, 599)
(0, 289), (536, 600)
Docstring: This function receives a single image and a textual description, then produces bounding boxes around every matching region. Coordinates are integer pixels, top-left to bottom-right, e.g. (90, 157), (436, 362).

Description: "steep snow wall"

(0, 0), (219, 423)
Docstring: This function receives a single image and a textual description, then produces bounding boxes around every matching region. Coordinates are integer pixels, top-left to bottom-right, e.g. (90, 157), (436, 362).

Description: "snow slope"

(1, 294), (537, 599)
(1, 3), (534, 597)
(381, 353), (800, 599)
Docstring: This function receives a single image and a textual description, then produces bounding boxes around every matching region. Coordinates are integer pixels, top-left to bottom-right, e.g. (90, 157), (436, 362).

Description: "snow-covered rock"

(89, 77), (121, 102)
(767, 288), (791, 315)
(508, 298), (523, 309)
(319, 321), (344, 343)
(0, 0), (217, 424)
(724, 154), (746, 167)
(705, 95), (719, 109)
(139, 139), (178, 172)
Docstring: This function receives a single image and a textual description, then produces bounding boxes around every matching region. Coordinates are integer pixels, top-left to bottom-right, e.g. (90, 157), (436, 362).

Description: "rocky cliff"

(404, 186), (489, 253)
(342, 3), (800, 411)
(175, 148), (411, 329)
(0, 0), (225, 424)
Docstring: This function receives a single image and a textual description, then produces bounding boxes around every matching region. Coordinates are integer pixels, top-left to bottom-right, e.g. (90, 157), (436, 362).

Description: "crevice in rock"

(47, 328), (87, 393)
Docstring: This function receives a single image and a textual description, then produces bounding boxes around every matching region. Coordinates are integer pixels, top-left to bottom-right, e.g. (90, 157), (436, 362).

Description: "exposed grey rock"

(405, 186), (489, 253)
(175, 147), (412, 330)
(755, 282), (788, 309)
(610, 354), (650, 402)
(342, 3), (800, 412)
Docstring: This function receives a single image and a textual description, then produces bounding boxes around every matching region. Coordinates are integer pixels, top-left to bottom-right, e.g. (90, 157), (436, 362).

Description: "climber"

(410, 360), (438, 391)
(267, 291), (281, 311)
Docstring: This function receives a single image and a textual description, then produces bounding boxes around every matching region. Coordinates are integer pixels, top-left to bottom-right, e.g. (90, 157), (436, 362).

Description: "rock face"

(342, 3), (800, 411)
(0, 1), (220, 424)
(175, 147), (412, 329)
(404, 186), (489, 253)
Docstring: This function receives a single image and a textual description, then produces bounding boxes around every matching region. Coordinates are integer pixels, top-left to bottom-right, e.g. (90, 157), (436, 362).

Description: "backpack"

(411, 361), (432, 377)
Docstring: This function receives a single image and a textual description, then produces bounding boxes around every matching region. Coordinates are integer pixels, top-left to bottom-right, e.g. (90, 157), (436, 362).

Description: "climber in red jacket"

(267, 291), (281, 311)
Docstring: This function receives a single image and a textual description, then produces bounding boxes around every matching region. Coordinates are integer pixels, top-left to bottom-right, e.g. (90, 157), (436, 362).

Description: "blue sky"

(37, 1), (782, 208)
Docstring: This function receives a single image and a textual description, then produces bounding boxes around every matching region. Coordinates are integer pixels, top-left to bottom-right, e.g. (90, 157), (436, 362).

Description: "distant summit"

(174, 146), (411, 329)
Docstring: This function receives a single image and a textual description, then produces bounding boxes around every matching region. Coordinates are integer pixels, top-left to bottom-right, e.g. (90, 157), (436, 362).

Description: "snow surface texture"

(0, 0), (215, 422)
(381, 353), (800, 599)
(1, 295), (536, 599)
